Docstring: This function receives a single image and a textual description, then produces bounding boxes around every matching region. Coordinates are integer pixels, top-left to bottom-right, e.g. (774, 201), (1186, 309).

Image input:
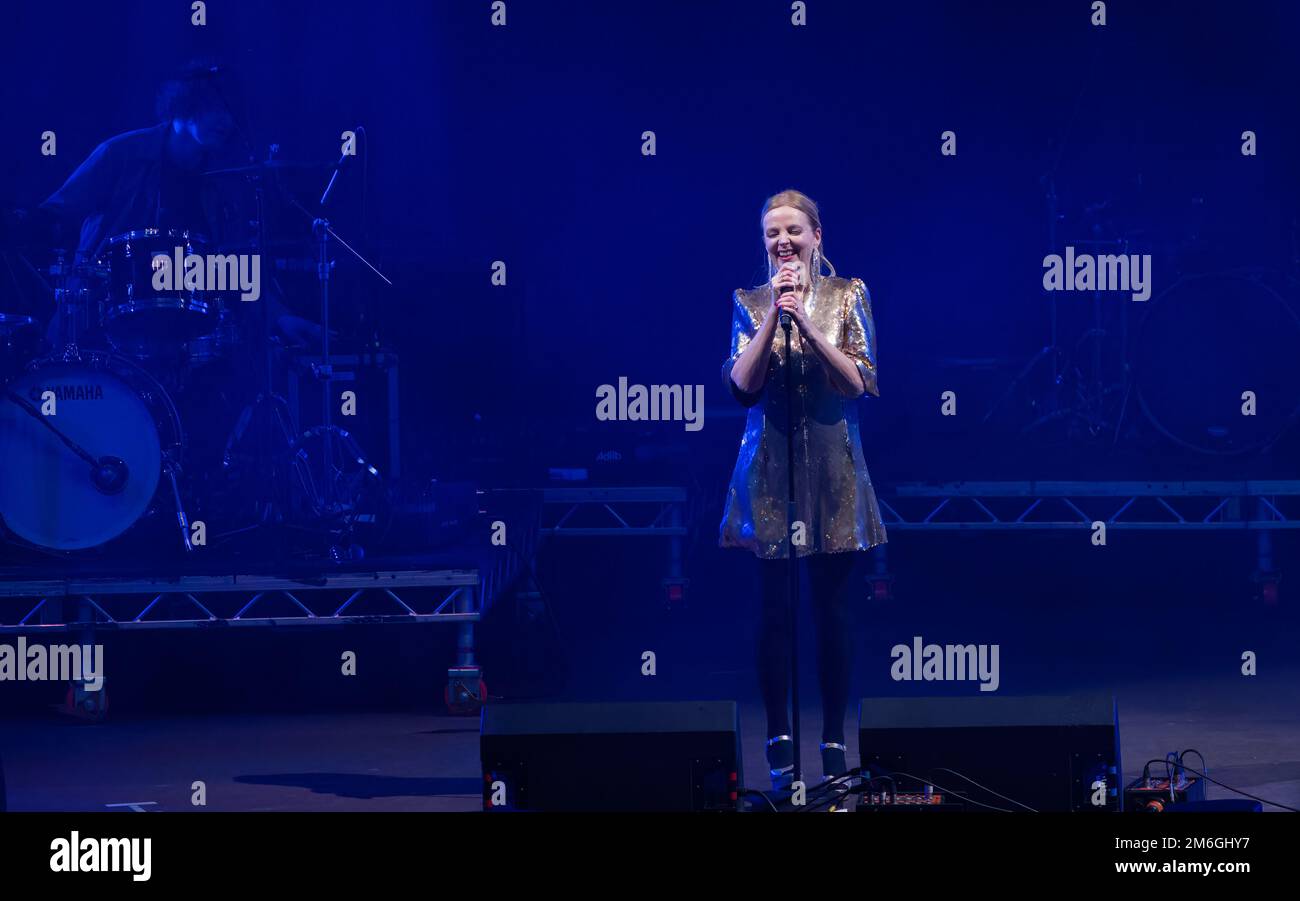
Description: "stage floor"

(3, 672), (1297, 812)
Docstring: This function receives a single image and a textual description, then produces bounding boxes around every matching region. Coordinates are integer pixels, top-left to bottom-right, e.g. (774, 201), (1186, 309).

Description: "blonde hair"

(759, 188), (838, 287)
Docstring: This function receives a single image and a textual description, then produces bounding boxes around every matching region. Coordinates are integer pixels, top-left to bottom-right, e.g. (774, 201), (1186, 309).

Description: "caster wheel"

(445, 678), (487, 716)
(64, 683), (108, 721)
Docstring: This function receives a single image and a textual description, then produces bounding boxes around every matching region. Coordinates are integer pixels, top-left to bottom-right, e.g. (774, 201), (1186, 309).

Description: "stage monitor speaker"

(858, 693), (1120, 812)
(481, 700), (741, 811)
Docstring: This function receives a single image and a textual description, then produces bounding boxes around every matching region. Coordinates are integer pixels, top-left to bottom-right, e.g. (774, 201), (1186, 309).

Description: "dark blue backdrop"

(2, 1), (1298, 711)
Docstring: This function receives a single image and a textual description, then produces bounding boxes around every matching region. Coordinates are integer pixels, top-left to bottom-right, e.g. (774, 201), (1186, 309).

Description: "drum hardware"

(216, 388), (300, 541)
(1045, 237), (1133, 441)
(180, 152), (297, 556)
(982, 169), (1141, 443)
(287, 425), (391, 561)
(161, 447), (194, 553)
(201, 134), (392, 560)
(2, 387), (130, 494)
(298, 164), (392, 514)
(221, 389), (295, 473)
(46, 250), (109, 349)
(290, 425), (388, 522)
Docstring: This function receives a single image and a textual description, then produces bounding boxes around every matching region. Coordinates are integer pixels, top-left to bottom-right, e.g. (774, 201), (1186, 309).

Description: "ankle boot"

(820, 741), (848, 786)
(766, 734), (794, 793)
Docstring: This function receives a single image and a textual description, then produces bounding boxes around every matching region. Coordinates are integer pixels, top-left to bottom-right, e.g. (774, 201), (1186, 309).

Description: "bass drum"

(0, 351), (182, 551)
(1133, 270), (1300, 454)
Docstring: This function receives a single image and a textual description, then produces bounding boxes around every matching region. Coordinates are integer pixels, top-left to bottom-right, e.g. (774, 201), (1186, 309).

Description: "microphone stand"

(780, 299), (802, 788)
(314, 144), (349, 517)
(314, 214), (335, 515)
(275, 141), (390, 553)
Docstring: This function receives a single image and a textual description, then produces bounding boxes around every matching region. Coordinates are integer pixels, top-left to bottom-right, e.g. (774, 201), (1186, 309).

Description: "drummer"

(37, 60), (321, 347)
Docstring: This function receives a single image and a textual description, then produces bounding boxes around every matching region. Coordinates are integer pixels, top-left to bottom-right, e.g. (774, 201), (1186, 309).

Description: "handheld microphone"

(777, 260), (799, 329)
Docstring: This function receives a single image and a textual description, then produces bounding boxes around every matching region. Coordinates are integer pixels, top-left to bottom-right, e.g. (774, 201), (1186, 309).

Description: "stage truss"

(878, 481), (1300, 530)
(0, 568), (483, 715)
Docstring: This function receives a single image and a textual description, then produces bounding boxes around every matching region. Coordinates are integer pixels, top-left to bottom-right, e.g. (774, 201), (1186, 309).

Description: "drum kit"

(981, 179), (1300, 456)
(0, 208), (390, 561)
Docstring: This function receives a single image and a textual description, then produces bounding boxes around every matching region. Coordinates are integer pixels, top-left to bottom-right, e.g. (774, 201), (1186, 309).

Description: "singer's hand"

(769, 260), (804, 296)
(774, 294), (813, 334)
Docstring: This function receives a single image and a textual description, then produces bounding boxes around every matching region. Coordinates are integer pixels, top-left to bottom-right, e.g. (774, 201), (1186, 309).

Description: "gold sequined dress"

(719, 275), (888, 559)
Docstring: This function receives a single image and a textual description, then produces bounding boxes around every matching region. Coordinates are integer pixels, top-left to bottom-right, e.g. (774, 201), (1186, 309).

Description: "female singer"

(719, 188), (888, 792)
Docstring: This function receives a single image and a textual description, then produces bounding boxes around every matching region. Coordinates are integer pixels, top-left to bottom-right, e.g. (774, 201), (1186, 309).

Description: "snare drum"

(100, 228), (225, 356)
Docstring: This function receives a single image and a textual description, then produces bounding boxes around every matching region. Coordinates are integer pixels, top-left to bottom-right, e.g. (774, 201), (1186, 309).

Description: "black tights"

(757, 552), (857, 745)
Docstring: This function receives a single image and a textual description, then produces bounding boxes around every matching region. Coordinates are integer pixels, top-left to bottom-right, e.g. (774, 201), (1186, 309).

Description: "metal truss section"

(878, 481), (1300, 531)
(541, 487), (687, 537)
(0, 569), (480, 633)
